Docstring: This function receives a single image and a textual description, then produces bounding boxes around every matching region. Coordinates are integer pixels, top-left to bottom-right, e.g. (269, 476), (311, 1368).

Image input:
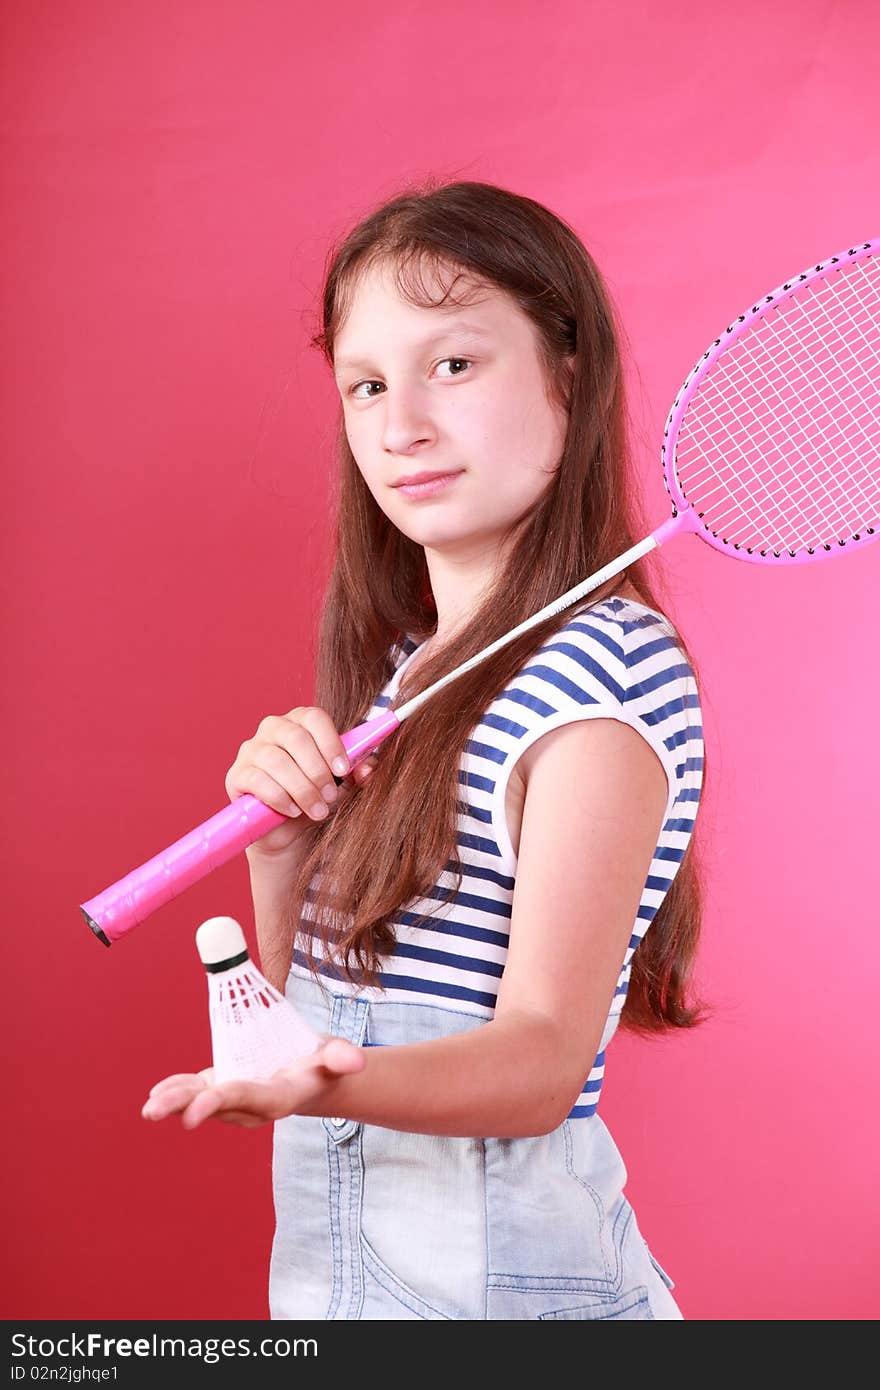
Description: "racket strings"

(685, 277), (880, 548)
(723, 268), (879, 489)
(673, 252), (880, 555)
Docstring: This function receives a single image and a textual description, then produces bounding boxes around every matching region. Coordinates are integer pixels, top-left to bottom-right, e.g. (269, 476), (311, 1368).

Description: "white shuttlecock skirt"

(207, 962), (323, 1083)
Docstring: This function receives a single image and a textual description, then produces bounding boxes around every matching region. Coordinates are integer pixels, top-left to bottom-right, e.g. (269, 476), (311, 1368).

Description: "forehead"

(333, 259), (518, 367)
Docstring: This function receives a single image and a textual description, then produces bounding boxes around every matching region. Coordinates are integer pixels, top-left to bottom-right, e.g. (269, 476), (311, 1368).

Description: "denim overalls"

(269, 967), (684, 1321)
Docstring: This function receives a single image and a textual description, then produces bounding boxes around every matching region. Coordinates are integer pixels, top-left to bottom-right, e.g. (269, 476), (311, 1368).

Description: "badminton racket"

(81, 236), (880, 946)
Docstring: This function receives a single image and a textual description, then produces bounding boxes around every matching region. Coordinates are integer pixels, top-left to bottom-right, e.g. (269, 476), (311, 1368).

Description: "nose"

(380, 381), (438, 455)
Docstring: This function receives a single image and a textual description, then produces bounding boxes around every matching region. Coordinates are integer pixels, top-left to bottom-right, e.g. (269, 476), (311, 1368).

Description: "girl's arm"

(246, 842), (305, 993)
(309, 716), (669, 1138)
(145, 717), (669, 1139)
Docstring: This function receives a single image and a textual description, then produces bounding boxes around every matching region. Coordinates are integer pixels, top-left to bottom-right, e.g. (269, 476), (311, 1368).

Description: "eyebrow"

(334, 321), (494, 373)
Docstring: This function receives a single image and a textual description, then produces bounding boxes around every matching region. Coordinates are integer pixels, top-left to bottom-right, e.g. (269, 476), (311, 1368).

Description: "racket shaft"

(81, 514), (695, 946)
(397, 515), (696, 719)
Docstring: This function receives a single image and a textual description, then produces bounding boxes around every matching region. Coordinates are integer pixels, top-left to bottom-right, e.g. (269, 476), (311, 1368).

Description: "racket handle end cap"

(81, 905), (112, 948)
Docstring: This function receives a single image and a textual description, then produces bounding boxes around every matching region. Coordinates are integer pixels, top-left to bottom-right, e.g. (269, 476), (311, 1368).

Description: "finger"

(184, 1103), (268, 1130)
(181, 1090), (229, 1129)
(288, 707), (355, 788)
(181, 1079), (279, 1129)
(148, 1071), (209, 1098)
(213, 1110), (267, 1129)
(273, 1037), (366, 1085)
(316, 1037), (368, 1075)
(269, 712), (352, 810)
(227, 761), (310, 821)
(143, 1083), (204, 1120)
(249, 741), (339, 822)
(352, 756), (378, 784)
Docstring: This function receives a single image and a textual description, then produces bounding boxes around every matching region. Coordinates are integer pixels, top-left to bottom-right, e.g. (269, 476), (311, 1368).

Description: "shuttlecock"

(195, 916), (323, 1084)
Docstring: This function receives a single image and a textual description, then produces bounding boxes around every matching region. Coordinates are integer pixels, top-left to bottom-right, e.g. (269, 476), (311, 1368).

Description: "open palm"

(141, 1035), (366, 1129)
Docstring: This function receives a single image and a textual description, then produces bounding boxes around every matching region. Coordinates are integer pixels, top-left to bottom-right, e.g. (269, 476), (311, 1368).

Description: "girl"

(143, 180), (708, 1321)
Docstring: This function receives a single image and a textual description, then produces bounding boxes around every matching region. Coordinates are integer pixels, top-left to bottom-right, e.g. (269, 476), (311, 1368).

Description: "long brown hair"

(283, 177), (711, 1035)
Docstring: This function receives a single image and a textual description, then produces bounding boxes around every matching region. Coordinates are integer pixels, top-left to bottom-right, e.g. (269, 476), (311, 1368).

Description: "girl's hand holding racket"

(141, 1035), (367, 1130)
(226, 707), (379, 858)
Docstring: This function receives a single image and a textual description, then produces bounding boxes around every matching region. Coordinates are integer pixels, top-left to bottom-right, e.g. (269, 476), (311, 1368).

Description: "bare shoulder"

(515, 584), (660, 791)
(514, 716), (670, 935)
(517, 713), (668, 808)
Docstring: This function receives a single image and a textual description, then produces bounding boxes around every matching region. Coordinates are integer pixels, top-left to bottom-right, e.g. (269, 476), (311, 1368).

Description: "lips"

(392, 471), (465, 501)
(392, 469), (463, 487)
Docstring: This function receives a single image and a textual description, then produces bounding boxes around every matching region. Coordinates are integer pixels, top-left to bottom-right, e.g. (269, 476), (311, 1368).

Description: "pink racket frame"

(656, 236), (878, 564)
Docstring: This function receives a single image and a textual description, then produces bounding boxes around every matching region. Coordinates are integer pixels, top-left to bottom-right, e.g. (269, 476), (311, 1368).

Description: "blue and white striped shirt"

(291, 596), (704, 1117)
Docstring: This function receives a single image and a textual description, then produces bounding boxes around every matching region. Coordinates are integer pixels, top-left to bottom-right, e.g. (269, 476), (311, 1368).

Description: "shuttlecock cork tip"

(196, 915), (248, 966)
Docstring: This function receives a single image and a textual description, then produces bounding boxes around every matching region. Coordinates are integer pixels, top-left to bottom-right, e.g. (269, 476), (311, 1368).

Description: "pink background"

(4, 0), (878, 1320)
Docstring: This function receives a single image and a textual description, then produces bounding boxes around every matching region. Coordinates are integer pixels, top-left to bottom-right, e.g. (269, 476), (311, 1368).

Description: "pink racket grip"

(80, 709), (402, 947)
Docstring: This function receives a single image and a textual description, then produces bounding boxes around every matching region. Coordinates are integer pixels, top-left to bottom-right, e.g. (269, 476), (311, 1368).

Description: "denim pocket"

(358, 1124), (487, 1319)
(359, 1232), (452, 1320)
(538, 1285), (654, 1319)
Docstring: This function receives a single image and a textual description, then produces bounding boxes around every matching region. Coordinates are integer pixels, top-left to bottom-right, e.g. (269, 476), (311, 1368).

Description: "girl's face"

(333, 261), (569, 557)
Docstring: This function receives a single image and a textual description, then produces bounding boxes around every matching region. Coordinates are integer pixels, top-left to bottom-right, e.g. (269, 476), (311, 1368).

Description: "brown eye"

(349, 380), (384, 400)
(435, 357), (473, 378)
